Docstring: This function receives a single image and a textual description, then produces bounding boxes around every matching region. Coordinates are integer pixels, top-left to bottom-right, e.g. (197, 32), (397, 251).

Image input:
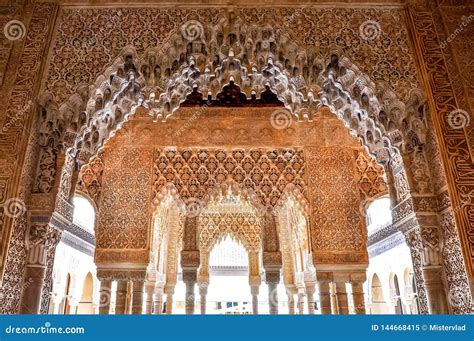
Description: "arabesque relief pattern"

(408, 5), (474, 286)
(76, 151), (104, 205)
(198, 212), (262, 253)
(97, 146), (153, 251)
(305, 146), (368, 264)
(355, 151), (388, 203)
(0, 1), (472, 315)
(153, 148), (306, 208)
(47, 7), (419, 105)
(0, 2), (57, 314)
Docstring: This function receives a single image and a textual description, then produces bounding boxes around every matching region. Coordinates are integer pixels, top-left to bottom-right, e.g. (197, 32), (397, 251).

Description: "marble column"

(115, 280), (128, 315)
(153, 285), (164, 315)
(250, 285), (259, 314)
(297, 288), (305, 314)
(183, 270), (197, 315)
(335, 276), (349, 315)
(331, 283), (339, 314)
(98, 279), (112, 315)
(350, 272), (366, 314)
(199, 284), (208, 315)
(131, 280), (145, 314)
(180, 217), (200, 315)
(144, 281), (155, 314)
(305, 281), (316, 314)
(198, 251), (210, 315)
(125, 281), (133, 314)
(316, 272), (332, 314)
(266, 270), (280, 315)
(422, 266), (449, 314)
(20, 263), (47, 314)
(248, 251), (261, 315)
(164, 285), (174, 314)
(51, 296), (62, 314)
(287, 294), (295, 314)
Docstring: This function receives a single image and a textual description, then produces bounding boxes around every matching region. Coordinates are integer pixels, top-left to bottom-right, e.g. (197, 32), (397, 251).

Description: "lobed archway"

(3, 13), (471, 315)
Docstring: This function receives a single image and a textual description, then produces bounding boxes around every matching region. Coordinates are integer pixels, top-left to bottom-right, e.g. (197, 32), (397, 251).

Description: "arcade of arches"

(0, 0), (473, 315)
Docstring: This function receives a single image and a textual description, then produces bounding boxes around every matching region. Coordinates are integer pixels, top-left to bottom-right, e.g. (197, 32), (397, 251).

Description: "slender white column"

(153, 285), (164, 315)
(305, 281), (316, 314)
(297, 289), (305, 314)
(287, 291), (296, 314)
(250, 285), (259, 314)
(199, 284), (208, 315)
(144, 281), (155, 314)
(266, 270), (280, 315)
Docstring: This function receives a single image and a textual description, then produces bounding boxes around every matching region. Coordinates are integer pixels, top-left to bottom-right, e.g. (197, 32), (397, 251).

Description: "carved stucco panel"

(97, 146), (153, 251)
(305, 146), (368, 264)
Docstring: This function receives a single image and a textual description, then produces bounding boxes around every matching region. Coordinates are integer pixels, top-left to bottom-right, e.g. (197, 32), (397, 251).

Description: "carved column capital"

(25, 222), (61, 266)
(265, 269), (281, 285)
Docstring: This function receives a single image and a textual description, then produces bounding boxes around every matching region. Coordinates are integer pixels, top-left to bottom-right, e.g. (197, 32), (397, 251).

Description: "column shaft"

(131, 280), (145, 314)
(185, 281), (196, 314)
(351, 281), (366, 314)
(268, 282), (278, 315)
(287, 293), (295, 314)
(144, 282), (154, 314)
(199, 285), (208, 315)
(298, 292), (305, 314)
(153, 287), (163, 315)
(115, 280), (128, 315)
(19, 265), (47, 314)
(305, 283), (316, 315)
(165, 294), (173, 314)
(422, 266), (449, 314)
(98, 279), (112, 315)
(182, 269), (198, 315)
(250, 285), (259, 315)
(335, 281), (349, 314)
(317, 280), (332, 314)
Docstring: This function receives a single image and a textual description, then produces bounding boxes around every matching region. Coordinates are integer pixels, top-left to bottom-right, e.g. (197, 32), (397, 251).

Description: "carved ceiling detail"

(152, 148), (307, 208)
